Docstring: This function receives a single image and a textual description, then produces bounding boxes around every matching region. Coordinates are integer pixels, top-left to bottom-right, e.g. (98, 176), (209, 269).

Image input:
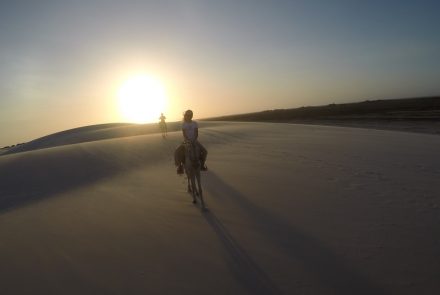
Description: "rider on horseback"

(175, 110), (208, 174)
(159, 113), (166, 122)
(159, 113), (167, 137)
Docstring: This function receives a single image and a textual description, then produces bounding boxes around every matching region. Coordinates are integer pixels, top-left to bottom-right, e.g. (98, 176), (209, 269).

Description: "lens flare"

(118, 75), (167, 123)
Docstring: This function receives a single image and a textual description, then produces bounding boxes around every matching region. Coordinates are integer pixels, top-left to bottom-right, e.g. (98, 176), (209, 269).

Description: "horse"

(159, 121), (167, 138)
(183, 140), (205, 208)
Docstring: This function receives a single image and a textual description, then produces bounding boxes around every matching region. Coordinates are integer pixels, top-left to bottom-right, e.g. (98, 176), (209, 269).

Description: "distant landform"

(2, 96), (439, 154)
(205, 96), (440, 135)
(206, 96), (440, 121)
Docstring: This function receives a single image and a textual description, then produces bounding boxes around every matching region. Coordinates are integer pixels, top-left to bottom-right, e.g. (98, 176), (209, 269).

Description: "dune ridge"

(3, 122), (185, 155)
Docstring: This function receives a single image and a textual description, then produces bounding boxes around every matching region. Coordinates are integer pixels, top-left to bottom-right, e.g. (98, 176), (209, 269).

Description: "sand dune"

(1, 122), (439, 294)
(3, 121), (186, 155)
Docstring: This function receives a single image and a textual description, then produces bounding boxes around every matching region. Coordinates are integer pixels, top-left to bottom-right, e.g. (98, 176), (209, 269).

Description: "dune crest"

(4, 122), (183, 155)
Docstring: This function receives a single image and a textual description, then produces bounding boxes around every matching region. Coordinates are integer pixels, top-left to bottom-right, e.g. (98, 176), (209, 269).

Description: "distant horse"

(159, 121), (167, 138)
(183, 140), (205, 208)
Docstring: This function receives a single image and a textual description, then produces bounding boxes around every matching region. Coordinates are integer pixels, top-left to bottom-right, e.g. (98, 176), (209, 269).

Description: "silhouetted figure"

(159, 113), (167, 138)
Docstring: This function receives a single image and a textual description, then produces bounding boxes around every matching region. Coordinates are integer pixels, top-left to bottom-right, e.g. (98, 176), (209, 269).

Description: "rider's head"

(184, 109), (193, 122)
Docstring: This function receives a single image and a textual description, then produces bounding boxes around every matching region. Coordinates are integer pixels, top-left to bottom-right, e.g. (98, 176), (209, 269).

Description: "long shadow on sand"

(202, 209), (282, 295)
(204, 172), (387, 295)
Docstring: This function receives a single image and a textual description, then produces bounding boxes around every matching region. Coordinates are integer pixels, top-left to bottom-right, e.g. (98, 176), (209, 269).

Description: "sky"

(1, 0), (440, 146)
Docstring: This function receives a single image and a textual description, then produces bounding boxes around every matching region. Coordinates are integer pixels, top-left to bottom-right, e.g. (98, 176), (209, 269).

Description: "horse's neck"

(185, 142), (199, 161)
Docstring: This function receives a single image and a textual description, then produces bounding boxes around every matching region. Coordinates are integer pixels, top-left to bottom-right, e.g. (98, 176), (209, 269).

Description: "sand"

(1, 121), (439, 294)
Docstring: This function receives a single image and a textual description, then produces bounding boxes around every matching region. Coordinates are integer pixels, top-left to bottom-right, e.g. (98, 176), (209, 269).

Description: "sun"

(117, 75), (167, 123)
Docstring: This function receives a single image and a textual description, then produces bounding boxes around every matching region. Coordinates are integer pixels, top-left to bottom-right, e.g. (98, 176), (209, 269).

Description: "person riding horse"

(174, 110), (207, 174)
(159, 113), (167, 137)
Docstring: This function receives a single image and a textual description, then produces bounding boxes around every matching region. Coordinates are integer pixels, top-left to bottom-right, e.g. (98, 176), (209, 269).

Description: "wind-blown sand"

(1, 122), (439, 294)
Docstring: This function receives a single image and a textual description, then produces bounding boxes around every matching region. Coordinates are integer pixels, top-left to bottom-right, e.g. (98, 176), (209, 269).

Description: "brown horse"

(183, 140), (205, 209)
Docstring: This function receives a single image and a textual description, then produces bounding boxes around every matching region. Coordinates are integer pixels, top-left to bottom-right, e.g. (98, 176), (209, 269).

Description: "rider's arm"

(194, 128), (198, 140)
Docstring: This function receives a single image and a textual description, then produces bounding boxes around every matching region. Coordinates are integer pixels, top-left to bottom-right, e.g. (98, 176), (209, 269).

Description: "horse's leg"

(190, 172), (197, 204)
(185, 167), (193, 193)
(187, 174), (192, 193)
(185, 165), (196, 203)
(195, 168), (205, 208)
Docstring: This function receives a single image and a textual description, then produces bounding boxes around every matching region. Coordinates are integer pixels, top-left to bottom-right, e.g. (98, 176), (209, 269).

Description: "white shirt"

(182, 121), (198, 141)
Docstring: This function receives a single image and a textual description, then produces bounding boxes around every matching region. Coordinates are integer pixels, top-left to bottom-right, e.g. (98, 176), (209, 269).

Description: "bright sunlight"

(117, 75), (167, 123)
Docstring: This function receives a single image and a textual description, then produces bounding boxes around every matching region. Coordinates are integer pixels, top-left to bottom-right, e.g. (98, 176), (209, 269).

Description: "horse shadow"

(203, 172), (387, 295)
(201, 209), (282, 295)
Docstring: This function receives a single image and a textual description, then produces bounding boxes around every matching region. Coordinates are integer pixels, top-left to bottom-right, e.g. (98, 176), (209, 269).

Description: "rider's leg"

(197, 141), (208, 171)
(174, 144), (185, 174)
(175, 144), (185, 166)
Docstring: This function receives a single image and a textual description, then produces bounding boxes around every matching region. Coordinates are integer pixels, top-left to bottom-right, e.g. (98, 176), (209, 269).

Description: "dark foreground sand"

(1, 122), (439, 294)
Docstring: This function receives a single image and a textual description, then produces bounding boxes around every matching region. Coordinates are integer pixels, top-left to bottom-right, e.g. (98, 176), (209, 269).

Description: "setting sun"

(117, 75), (167, 123)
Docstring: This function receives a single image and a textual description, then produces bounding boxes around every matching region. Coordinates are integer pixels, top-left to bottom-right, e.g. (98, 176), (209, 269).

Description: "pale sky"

(1, 0), (439, 146)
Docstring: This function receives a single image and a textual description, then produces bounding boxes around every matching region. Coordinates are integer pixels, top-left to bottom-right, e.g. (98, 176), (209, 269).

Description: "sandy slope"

(1, 122), (439, 294)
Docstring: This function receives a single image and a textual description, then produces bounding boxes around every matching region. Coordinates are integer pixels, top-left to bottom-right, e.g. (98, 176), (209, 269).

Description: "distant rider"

(159, 113), (166, 124)
(159, 112), (167, 136)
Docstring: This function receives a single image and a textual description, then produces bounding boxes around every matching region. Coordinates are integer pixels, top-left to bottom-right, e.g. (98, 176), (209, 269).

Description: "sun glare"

(117, 75), (167, 123)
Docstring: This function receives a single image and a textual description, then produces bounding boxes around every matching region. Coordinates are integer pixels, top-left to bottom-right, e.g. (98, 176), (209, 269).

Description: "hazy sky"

(1, 0), (440, 146)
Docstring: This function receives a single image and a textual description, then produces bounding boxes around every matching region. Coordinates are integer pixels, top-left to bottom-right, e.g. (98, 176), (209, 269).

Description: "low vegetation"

(205, 96), (440, 122)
